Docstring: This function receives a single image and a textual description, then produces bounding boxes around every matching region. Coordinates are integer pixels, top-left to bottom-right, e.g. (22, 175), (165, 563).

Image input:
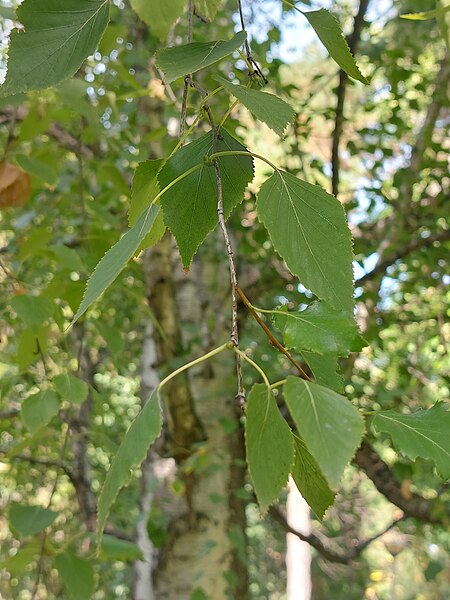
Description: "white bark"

(286, 478), (312, 600)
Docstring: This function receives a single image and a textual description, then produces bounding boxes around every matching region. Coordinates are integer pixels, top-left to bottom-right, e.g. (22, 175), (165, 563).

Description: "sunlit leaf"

(302, 8), (368, 83)
(156, 31), (246, 82)
(0, 0), (110, 97)
(257, 170), (354, 312)
(216, 76), (295, 136)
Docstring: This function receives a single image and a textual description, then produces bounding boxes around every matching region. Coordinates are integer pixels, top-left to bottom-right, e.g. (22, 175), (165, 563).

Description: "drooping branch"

(269, 505), (405, 564)
(331, 0), (371, 196)
(354, 442), (445, 525)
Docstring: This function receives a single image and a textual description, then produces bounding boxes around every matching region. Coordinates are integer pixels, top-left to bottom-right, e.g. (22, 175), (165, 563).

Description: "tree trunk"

(286, 479), (312, 600)
(135, 234), (248, 599)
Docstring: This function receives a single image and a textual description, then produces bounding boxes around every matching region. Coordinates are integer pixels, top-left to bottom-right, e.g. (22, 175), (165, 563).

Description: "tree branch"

(354, 442), (445, 525)
(331, 0), (371, 196)
(356, 229), (450, 286)
(269, 504), (405, 564)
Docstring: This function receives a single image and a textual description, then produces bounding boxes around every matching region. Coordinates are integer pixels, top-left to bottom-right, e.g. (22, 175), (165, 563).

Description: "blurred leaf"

(0, 161), (31, 208)
(21, 390), (60, 433)
(53, 374), (88, 405)
(9, 295), (54, 332)
(371, 403), (450, 479)
(0, 543), (39, 576)
(130, 0), (185, 39)
(9, 504), (58, 537)
(99, 535), (143, 561)
(54, 552), (94, 600)
(15, 154), (58, 185)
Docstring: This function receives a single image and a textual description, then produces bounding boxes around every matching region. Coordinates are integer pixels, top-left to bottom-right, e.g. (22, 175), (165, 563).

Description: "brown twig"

(270, 505), (406, 564)
(183, 72), (245, 404)
(236, 286), (312, 381)
(237, 0), (268, 83)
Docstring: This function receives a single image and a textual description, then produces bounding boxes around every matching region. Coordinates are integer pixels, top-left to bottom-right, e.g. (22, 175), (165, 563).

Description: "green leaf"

(0, 0), (110, 97)
(9, 504), (58, 537)
(53, 374), (88, 406)
(302, 9), (368, 84)
(401, 6), (450, 20)
(73, 204), (160, 323)
(245, 384), (294, 513)
(291, 435), (336, 519)
(272, 301), (364, 356)
(9, 295), (54, 332)
(257, 170), (354, 312)
(15, 154), (58, 185)
(194, 0), (224, 20)
(97, 390), (163, 539)
(130, 0), (185, 39)
(215, 76), (295, 137)
(371, 403), (450, 479)
(21, 390), (60, 434)
(54, 553), (94, 600)
(300, 351), (344, 393)
(159, 130), (254, 268)
(129, 160), (164, 226)
(129, 159), (166, 250)
(284, 376), (364, 489)
(155, 30), (246, 82)
(99, 534), (144, 561)
(0, 543), (40, 576)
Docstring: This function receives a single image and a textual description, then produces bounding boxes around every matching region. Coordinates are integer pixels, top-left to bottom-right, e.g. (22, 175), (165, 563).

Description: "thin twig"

(237, 0), (268, 83)
(270, 505), (406, 564)
(236, 286), (312, 381)
(188, 76), (246, 405)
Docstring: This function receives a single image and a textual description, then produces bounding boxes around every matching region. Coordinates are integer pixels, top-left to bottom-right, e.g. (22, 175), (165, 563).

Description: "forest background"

(0, 0), (449, 599)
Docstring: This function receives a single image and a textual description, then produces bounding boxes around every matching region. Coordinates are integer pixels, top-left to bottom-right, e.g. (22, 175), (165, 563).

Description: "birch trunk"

(286, 479), (312, 600)
(134, 235), (248, 599)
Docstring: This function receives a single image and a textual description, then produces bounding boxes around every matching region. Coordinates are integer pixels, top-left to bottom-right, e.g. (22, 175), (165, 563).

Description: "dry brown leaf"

(0, 161), (32, 208)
